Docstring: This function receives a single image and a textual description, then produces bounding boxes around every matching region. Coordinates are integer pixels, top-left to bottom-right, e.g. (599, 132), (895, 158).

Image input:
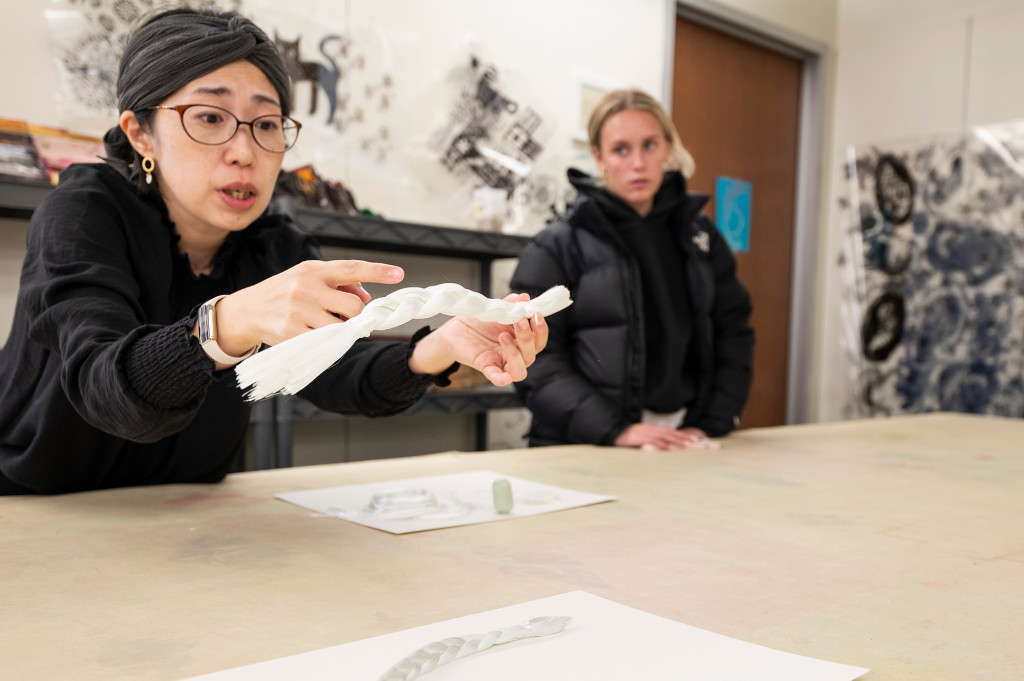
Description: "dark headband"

(116, 10), (290, 115)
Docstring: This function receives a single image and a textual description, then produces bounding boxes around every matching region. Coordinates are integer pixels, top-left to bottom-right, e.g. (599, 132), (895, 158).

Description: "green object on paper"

(492, 478), (514, 514)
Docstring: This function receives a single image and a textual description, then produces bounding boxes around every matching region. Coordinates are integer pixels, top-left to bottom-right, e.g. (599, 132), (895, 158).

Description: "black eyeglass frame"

(147, 104), (302, 153)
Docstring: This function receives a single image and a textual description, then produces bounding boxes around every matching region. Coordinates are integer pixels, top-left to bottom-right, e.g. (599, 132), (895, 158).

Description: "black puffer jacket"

(510, 169), (753, 446)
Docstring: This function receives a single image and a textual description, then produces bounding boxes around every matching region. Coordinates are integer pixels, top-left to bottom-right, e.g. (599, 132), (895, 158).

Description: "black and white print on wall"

(837, 120), (1024, 418)
(425, 52), (566, 229)
(46, 0), (244, 123)
(273, 27), (394, 163)
(44, 0), (394, 164)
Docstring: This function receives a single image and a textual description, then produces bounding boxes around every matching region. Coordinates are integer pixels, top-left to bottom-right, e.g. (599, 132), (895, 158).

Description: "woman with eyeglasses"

(0, 9), (547, 494)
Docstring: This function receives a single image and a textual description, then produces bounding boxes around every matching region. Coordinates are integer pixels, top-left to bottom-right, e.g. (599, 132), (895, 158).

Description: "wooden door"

(672, 17), (802, 428)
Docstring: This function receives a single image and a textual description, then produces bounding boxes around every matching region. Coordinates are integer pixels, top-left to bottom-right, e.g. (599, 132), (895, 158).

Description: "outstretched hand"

(408, 293), (549, 386)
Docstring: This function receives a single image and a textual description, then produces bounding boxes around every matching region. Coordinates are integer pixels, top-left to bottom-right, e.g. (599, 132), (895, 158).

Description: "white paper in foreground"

(180, 590), (870, 681)
(277, 470), (614, 533)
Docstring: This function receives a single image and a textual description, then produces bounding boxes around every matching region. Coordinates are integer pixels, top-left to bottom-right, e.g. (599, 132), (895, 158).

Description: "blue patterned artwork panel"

(838, 122), (1024, 418)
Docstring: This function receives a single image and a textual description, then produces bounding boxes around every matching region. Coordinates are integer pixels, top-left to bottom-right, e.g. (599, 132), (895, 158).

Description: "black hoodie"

(574, 172), (697, 412)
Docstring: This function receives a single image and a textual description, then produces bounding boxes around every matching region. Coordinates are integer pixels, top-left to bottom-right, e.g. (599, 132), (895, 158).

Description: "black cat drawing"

(276, 34), (342, 123)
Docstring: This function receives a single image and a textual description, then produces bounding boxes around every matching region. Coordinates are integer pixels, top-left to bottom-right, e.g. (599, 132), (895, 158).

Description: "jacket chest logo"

(692, 231), (710, 253)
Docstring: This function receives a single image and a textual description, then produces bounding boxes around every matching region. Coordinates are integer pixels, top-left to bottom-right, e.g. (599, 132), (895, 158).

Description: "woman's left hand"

(407, 293), (549, 386)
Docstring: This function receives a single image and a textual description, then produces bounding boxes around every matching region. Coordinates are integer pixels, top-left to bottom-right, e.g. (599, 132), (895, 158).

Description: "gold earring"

(142, 157), (155, 185)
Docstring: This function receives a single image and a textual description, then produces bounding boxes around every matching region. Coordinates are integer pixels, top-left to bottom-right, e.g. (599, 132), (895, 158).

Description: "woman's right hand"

(207, 259), (405, 357)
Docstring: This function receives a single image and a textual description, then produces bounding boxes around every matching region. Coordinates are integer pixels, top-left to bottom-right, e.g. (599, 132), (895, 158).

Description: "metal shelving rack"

(1, 179), (530, 469)
(256, 198), (532, 468)
(0, 177), (53, 220)
(271, 197), (530, 293)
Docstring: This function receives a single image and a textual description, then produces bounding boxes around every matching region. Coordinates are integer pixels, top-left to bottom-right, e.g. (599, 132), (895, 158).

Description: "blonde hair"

(587, 88), (696, 179)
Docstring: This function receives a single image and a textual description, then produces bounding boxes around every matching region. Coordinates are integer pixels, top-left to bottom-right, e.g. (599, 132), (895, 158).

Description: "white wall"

(341, 0), (668, 227)
(817, 0), (1024, 421)
(0, 0), (668, 230)
(0, 0), (670, 336)
(686, 0), (836, 45)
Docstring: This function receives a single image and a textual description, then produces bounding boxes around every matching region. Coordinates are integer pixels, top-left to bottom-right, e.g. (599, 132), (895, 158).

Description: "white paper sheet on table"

(277, 470), (615, 533)
(179, 590), (870, 681)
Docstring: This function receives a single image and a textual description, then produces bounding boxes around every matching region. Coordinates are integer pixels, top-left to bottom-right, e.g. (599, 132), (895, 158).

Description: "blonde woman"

(509, 89), (753, 450)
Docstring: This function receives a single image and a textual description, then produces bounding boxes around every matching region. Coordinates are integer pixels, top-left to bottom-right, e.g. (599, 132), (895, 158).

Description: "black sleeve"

(510, 238), (630, 445)
(691, 215), (754, 437)
(22, 175), (217, 443)
(298, 327), (459, 416)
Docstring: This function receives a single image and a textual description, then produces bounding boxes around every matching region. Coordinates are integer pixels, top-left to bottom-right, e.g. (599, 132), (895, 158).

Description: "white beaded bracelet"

(235, 283), (572, 401)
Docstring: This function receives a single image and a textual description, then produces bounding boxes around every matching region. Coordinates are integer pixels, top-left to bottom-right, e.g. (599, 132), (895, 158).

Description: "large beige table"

(2, 413), (1021, 680)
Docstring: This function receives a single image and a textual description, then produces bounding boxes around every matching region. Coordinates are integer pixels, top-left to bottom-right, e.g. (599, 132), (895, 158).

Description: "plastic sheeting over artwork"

(837, 119), (1024, 418)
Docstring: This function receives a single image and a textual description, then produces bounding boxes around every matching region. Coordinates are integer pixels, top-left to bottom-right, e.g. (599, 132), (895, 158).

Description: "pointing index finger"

(323, 260), (405, 287)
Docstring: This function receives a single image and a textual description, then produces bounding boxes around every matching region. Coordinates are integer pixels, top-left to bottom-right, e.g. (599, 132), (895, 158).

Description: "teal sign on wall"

(715, 176), (751, 253)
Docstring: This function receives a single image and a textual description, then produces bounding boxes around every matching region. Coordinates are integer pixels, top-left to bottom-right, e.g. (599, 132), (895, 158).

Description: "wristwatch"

(197, 295), (258, 366)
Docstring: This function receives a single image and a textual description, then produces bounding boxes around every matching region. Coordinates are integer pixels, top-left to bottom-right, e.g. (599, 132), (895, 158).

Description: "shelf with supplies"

(1, 177), (531, 468)
(268, 197), (530, 293)
(250, 385), (525, 470)
(0, 177), (55, 220)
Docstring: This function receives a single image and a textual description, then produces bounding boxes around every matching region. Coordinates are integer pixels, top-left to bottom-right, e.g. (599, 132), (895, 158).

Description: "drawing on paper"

(276, 33), (343, 124)
(274, 28), (394, 162)
(276, 470), (613, 534)
(430, 55), (562, 221)
(46, 0), (244, 118)
(44, 1), (395, 163)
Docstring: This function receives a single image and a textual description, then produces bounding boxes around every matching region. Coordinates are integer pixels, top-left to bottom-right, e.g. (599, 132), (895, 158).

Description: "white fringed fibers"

(378, 615), (572, 681)
(235, 283), (573, 401)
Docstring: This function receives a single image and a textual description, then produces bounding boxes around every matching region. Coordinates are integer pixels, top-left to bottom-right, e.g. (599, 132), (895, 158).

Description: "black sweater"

(0, 163), (437, 494)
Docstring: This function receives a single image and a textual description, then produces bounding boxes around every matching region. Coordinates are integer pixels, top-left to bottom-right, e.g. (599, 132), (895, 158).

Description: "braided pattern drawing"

(378, 615), (572, 681)
(235, 283), (572, 400)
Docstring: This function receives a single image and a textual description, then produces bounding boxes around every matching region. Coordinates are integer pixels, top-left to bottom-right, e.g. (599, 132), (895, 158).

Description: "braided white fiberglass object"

(378, 615), (572, 681)
(235, 283), (573, 401)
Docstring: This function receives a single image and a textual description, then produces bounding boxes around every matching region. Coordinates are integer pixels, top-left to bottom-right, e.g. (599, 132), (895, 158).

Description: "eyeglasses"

(148, 104), (302, 153)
